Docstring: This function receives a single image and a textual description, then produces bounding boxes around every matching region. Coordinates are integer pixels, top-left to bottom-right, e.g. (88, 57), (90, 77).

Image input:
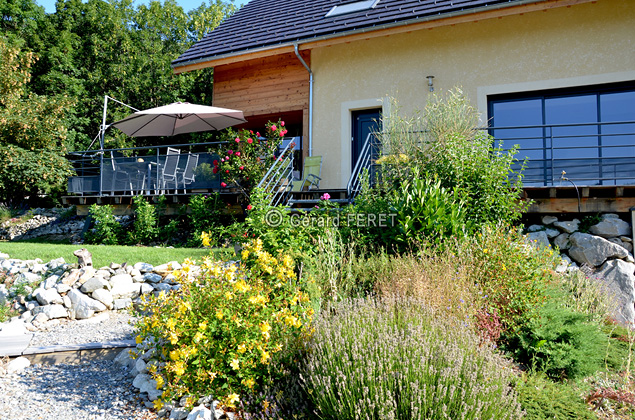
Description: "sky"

(36, 0), (249, 14)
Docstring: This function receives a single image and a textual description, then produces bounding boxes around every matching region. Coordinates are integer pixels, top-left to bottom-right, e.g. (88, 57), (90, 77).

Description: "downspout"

(294, 44), (313, 157)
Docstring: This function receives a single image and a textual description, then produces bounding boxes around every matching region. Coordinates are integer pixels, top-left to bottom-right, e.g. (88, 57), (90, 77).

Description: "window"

(325, 0), (380, 18)
(488, 83), (635, 186)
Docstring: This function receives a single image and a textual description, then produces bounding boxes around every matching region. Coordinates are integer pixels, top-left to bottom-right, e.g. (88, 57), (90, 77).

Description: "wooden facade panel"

(213, 52), (310, 117)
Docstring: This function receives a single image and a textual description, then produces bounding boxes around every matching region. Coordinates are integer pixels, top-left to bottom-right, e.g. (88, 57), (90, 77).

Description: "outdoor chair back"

(292, 155), (322, 192)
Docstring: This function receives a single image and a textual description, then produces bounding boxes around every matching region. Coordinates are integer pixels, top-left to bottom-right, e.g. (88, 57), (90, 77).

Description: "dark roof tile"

(174, 0), (526, 67)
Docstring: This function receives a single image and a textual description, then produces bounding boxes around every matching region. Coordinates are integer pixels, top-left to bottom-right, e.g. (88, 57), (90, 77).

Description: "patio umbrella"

(110, 102), (247, 137)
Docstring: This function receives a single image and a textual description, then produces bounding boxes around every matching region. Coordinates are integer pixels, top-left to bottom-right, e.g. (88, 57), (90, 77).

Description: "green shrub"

(468, 225), (559, 334)
(302, 297), (522, 420)
(128, 195), (158, 245)
(188, 193), (230, 246)
(504, 290), (607, 380)
(134, 239), (314, 412)
(84, 204), (122, 245)
(376, 90), (527, 232)
(516, 372), (595, 420)
(392, 170), (473, 246)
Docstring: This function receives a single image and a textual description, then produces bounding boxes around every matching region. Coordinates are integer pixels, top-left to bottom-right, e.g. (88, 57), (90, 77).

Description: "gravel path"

(0, 360), (157, 420)
(29, 311), (137, 347)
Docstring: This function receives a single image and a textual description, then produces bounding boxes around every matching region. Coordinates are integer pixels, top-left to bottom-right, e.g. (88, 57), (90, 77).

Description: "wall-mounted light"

(426, 75), (435, 92)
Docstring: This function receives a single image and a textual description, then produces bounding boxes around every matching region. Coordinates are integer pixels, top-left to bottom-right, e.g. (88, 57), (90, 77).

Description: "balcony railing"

(489, 120), (635, 187)
(66, 142), (226, 196)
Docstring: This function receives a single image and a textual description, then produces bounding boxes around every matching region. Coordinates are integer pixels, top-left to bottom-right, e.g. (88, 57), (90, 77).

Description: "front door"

(352, 108), (381, 170)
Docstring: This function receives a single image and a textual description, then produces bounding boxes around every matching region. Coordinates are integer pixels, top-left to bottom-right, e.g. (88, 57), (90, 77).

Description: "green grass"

(0, 242), (232, 268)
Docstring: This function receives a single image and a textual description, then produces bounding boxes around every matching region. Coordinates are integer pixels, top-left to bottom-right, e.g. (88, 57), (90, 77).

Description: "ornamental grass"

(302, 297), (523, 420)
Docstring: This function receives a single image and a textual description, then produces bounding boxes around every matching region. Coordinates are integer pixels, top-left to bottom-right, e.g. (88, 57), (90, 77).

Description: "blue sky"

(36, 0), (249, 14)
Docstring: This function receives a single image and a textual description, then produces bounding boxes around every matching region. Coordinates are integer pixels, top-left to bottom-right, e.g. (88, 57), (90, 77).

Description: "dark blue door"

(352, 109), (381, 169)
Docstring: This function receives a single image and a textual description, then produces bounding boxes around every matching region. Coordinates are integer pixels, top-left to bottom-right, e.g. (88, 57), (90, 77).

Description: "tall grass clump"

(302, 298), (523, 420)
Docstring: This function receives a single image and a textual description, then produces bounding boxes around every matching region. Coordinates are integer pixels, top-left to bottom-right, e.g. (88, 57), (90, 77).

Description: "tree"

(0, 35), (74, 204)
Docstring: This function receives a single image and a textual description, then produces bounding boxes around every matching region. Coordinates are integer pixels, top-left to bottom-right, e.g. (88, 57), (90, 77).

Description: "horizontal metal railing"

(66, 141), (227, 196)
(347, 132), (381, 201)
(487, 120), (635, 186)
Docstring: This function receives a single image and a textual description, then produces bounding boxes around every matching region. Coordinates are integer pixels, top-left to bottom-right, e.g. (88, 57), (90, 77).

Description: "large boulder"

(153, 261), (182, 277)
(526, 231), (551, 249)
(80, 277), (109, 294)
(32, 304), (68, 319)
(134, 262), (154, 273)
(568, 232), (634, 267)
(595, 259), (635, 324)
(553, 219), (580, 234)
(91, 288), (114, 309)
(33, 288), (63, 306)
(110, 274), (140, 299)
(67, 289), (107, 319)
(553, 233), (571, 251)
(589, 215), (631, 238)
(43, 274), (60, 290)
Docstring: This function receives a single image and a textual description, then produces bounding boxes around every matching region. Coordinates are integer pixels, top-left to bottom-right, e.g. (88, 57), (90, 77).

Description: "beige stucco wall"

(310, 0), (635, 189)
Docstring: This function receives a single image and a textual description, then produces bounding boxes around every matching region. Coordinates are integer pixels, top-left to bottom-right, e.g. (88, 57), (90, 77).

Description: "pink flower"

(282, 130), (288, 136)
(221, 182), (227, 188)
(247, 204), (253, 211)
(281, 121), (285, 127)
(228, 150), (233, 155)
(225, 170), (230, 174)
(271, 125), (277, 131)
(220, 158), (225, 162)
(250, 130), (254, 134)
(247, 138), (253, 144)
(235, 152), (241, 156)
(256, 132), (260, 137)
(239, 166), (244, 170)
(320, 193), (331, 200)
(235, 138), (240, 143)
(212, 167), (219, 174)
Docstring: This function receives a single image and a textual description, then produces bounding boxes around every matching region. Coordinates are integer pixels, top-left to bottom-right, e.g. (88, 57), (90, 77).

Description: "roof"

(173, 0), (531, 69)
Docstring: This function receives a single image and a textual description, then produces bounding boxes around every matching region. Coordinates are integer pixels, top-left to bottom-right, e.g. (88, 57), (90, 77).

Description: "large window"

(488, 83), (635, 186)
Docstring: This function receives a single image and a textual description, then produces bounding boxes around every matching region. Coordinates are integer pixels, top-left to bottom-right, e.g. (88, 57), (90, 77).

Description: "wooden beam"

(526, 197), (635, 214)
(173, 0), (596, 73)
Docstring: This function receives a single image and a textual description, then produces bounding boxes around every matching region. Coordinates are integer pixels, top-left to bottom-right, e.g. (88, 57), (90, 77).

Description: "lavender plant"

(302, 298), (523, 420)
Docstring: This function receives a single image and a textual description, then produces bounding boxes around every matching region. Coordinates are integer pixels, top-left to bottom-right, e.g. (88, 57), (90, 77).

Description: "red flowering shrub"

(215, 120), (290, 197)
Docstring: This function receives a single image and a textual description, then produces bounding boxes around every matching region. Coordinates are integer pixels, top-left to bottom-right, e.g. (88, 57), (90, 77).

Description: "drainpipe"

(294, 44), (313, 157)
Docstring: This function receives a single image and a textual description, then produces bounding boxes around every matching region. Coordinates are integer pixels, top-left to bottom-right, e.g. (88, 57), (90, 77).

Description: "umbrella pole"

(99, 96), (108, 196)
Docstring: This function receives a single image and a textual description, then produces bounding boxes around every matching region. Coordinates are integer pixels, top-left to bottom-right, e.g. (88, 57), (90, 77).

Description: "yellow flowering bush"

(134, 239), (314, 411)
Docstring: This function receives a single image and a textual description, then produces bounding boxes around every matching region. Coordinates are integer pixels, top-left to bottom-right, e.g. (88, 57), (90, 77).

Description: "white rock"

(526, 231), (551, 249)
(133, 373), (151, 389)
(56, 283), (71, 294)
(187, 405), (213, 420)
(0, 319), (26, 335)
(621, 236), (633, 243)
(589, 217), (631, 238)
(114, 298), (132, 310)
(114, 348), (133, 368)
(130, 268), (142, 277)
(164, 273), (177, 284)
(553, 219), (580, 234)
(143, 273), (163, 284)
(14, 272), (41, 286)
(154, 261), (182, 276)
(140, 377), (162, 400)
(569, 232), (633, 267)
(80, 277), (109, 294)
(78, 266), (97, 284)
(134, 262), (154, 273)
(67, 289), (107, 319)
(63, 295), (72, 309)
(110, 274), (140, 299)
(0, 284), (8, 305)
(61, 269), (81, 286)
(7, 357), (30, 374)
(135, 358), (148, 374)
(91, 288), (114, 309)
(76, 312), (109, 325)
(33, 288), (63, 306)
(140, 283), (154, 295)
(33, 304), (67, 319)
(595, 259), (635, 324)
(43, 274), (60, 290)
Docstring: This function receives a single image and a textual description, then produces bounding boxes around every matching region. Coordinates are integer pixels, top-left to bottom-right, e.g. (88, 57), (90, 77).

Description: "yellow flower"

(483, 248), (488, 254)
(166, 318), (177, 330)
(237, 344), (246, 354)
(216, 310), (224, 320)
(169, 332), (179, 345)
(193, 331), (204, 343)
(242, 377), (256, 389)
(233, 280), (251, 293)
(241, 249), (249, 260)
(201, 231), (211, 247)
(173, 361), (185, 376)
(259, 321), (271, 335)
(135, 335), (143, 344)
(153, 399), (164, 410)
(169, 350), (180, 361)
(260, 350), (270, 364)
(226, 393), (240, 409)
(230, 358), (240, 370)
(249, 295), (268, 305)
(198, 321), (208, 331)
(155, 375), (164, 389)
(225, 291), (234, 300)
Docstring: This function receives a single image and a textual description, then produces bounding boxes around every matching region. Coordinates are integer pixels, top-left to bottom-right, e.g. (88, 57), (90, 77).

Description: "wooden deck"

(523, 185), (635, 214)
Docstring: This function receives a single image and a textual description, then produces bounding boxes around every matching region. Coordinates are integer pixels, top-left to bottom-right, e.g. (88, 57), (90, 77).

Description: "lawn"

(0, 242), (229, 268)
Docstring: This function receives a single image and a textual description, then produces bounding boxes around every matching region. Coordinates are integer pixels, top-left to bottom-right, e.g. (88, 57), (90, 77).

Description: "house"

(173, 0), (635, 212)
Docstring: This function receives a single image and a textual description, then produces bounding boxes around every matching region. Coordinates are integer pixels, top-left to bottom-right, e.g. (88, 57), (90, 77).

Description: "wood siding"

(212, 52), (310, 117)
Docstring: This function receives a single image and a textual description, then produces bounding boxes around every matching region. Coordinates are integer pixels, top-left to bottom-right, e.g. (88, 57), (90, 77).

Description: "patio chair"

(161, 147), (181, 193)
(109, 151), (134, 195)
(176, 153), (199, 193)
(292, 156), (322, 192)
